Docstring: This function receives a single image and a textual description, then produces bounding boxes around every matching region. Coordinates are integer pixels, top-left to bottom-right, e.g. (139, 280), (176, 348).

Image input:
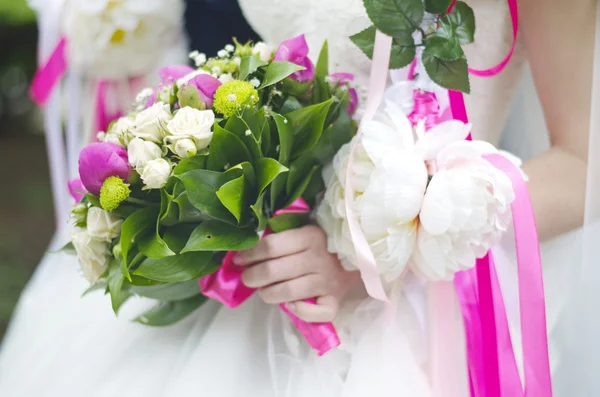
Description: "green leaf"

(108, 259), (126, 313)
(251, 193), (267, 231)
(85, 193), (101, 208)
(422, 48), (470, 93)
(280, 79), (311, 97)
(120, 207), (159, 278)
(280, 96), (303, 114)
(159, 189), (178, 226)
(177, 84), (206, 110)
(271, 112), (293, 166)
(350, 25), (416, 70)
(287, 98), (334, 156)
(133, 251), (218, 283)
(259, 61), (305, 89)
(134, 294), (208, 326)
(224, 109), (263, 163)
(207, 124), (252, 171)
(424, 36), (464, 61)
(256, 158), (289, 195)
(162, 224), (196, 253)
(315, 41), (329, 78)
(239, 56), (267, 81)
(182, 221), (259, 252)
(216, 175), (246, 223)
(131, 280), (201, 301)
(436, 1), (476, 45)
(284, 164), (320, 208)
(173, 192), (206, 223)
(138, 232), (176, 259)
(82, 282), (106, 297)
(177, 169), (241, 224)
(173, 155), (208, 176)
(268, 212), (310, 233)
(362, 0), (424, 37)
(424, 0), (453, 14)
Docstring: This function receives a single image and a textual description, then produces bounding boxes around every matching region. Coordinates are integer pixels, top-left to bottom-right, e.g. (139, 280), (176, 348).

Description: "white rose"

(253, 42), (274, 62)
(218, 73), (235, 84)
(140, 158), (172, 189)
(72, 230), (111, 283)
(103, 133), (124, 147)
(166, 107), (214, 150)
(132, 102), (172, 143)
(172, 138), (198, 158)
(411, 141), (516, 281)
(127, 137), (163, 170)
(86, 207), (123, 242)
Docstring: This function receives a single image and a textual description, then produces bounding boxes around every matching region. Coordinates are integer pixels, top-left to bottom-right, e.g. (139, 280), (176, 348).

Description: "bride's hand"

(237, 225), (361, 323)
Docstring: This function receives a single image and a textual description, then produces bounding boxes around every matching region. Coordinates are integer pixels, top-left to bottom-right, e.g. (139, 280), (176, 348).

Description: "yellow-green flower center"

(213, 80), (259, 118)
(99, 176), (131, 212)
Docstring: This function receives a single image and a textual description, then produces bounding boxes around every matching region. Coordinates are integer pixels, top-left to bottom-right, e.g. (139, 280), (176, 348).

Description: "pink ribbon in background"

(199, 198), (341, 356)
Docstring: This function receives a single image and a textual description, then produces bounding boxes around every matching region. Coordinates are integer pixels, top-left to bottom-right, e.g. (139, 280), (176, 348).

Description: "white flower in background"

(127, 137), (163, 170)
(62, 0), (185, 79)
(132, 102), (172, 143)
(86, 207), (123, 242)
(253, 42), (274, 62)
(218, 73), (235, 84)
(165, 107), (214, 150)
(172, 138), (198, 158)
(72, 230), (111, 283)
(411, 139), (516, 281)
(317, 100), (429, 279)
(140, 158), (171, 189)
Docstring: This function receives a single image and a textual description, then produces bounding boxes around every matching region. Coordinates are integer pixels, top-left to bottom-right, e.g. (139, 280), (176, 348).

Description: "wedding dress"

(0, 1), (590, 396)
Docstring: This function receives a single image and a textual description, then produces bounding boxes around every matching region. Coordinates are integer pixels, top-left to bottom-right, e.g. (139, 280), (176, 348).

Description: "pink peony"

(274, 35), (315, 82)
(330, 72), (358, 116)
(181, 73), (222, 108)
(78, 142), (130, 195)
(147, 65), (196, 106)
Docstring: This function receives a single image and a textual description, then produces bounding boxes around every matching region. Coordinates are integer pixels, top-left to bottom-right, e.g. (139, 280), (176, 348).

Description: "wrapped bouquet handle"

(199, 198), (341, 356)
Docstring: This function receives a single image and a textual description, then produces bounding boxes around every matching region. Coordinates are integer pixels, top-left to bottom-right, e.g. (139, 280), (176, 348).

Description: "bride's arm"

(520, 0), (595, 241)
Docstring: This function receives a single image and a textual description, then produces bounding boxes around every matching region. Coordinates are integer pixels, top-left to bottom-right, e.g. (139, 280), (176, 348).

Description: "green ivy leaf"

(182, 221), (259, 252)
(362, 0), (424, 37)
(256, 158), (289, 195)
(239, 56), (267, 81)
(134, 294), (208, 326)
(133, 251), (218, 283)
(435, 1), (475, 45)
(131, 280), (201, 301)
(424, 0), (453, 14)
(216, 175), (246, 224)
(120, 206), (159, 279)
(350, 25), (416, 69)
(207, 124), (252, 171)
(259, 61), (305, 89)
(422, 47), (470, 93)
(177, 169), (241, 224)
(268, 212), (310, 233)
(425, 36), (465, 61)
(286, 98), (334, 157)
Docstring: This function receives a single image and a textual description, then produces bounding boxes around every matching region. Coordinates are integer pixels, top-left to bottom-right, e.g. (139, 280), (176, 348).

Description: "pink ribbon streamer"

(30, 37), (67, 106)
(198, 198), (341, 356)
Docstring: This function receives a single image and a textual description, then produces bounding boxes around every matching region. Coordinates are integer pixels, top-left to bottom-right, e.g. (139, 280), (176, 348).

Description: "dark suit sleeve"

(184, 0), (260, 58)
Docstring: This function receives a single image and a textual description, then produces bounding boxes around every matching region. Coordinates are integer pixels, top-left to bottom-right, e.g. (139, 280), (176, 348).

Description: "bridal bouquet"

(68, 35), (357, 332)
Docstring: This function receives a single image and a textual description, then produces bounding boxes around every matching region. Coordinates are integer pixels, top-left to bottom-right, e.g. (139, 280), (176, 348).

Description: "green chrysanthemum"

(99, 176), (131, 212)
(213, 80), (259, 118)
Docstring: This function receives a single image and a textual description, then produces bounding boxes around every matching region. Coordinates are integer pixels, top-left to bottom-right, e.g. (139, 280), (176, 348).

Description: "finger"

(286, 295), (339, 323)
(235, 227), (314, 266)
(241, 254), (316, 288)
(257, 274), (326, 304)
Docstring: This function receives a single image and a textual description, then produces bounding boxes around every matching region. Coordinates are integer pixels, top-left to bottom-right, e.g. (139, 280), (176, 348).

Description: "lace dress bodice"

(238, 0), (526, 145)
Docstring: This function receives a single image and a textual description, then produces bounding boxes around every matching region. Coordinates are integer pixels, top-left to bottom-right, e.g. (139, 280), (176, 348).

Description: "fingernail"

(286, 302), (296, 311)
(232, 252), (244, 266)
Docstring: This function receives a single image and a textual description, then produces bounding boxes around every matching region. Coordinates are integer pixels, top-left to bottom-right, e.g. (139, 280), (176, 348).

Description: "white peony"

(72, 230), (111, 283)
(140, 158), (171, 189)
(86, 207), (123, 242)
(252, 42), (274, 62)
(132, 102), (172, 143)
(317, 100), (429, 279)
(411, 140), (516, 280)
(128, 137), (163, 170)
(165, 107), (214, 150)
(172, 138), (198, 158)
(62, 0), (186, 79)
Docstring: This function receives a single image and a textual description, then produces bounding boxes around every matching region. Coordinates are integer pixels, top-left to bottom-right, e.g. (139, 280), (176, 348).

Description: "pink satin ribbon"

(198, 198), (341, 356)
(408, 90), (441, 130)
(30, 37), (67, 106)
